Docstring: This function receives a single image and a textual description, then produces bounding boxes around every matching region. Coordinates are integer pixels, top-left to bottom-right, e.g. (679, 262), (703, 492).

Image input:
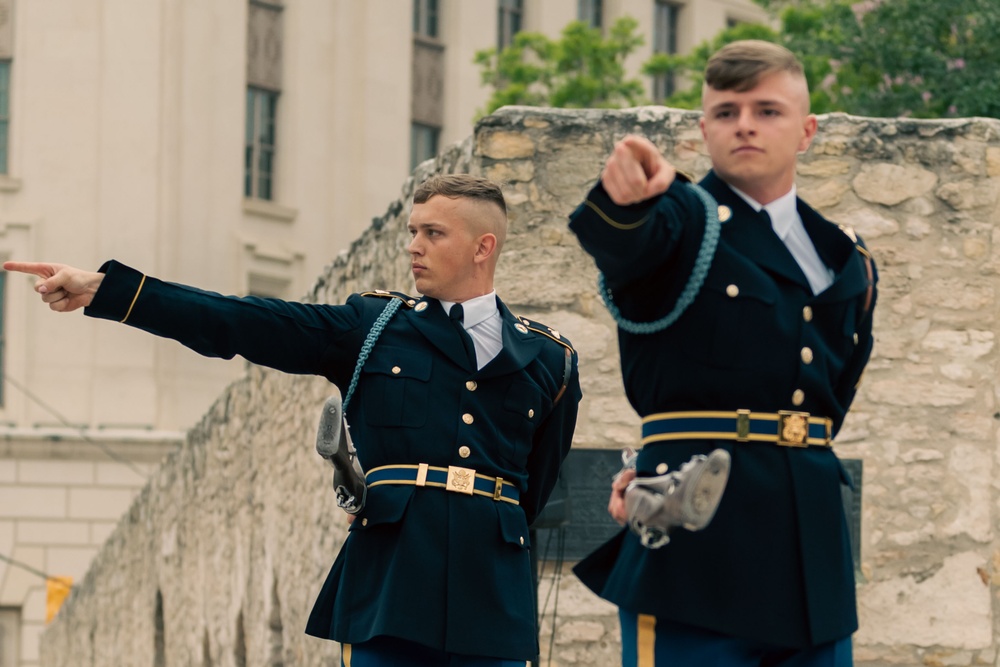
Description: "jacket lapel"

(700, 172), (812, 290)
(800, 204), (871, 305)
(476, 298), (545, 380)
(402, 297), (476, 369)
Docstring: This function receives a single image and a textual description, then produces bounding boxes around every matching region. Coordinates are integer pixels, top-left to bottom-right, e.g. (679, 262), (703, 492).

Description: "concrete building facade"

(0, 1), (768, 665)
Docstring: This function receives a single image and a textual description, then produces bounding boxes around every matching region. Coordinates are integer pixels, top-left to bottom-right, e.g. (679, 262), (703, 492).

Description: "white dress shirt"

(731, 185), (834, 295)
(440, 291), (503, 370)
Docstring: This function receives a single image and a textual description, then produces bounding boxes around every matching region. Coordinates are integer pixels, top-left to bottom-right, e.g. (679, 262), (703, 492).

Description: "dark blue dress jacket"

(84, 260), (582, 661)
(568, 171), (877, 649)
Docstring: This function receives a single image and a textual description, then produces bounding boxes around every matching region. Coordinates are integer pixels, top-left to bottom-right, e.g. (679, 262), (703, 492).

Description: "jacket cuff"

(582, 181), (659, 230)
(84, 260), (147, 323)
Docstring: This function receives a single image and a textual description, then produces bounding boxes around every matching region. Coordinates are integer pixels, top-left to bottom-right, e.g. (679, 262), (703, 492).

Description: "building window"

(245, 0), (283, 201)
(0, 61), (9, 175)
(653, 1), (680, 101)
(497, 0), (523, 51)
(0, 269), (5, 407)
(245, 88), (278, 201)
(410, 122), (440, 170)
(578, 0), (602, 29)
(0, 608), (18, 667)
(413, 0), (439, 39)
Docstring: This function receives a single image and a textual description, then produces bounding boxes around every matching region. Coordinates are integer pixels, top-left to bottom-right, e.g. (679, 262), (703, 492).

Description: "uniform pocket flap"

(704, 273), (778, 305)
(362, 346), (432, 380)
(503, 382), (545, 419)
(349, 485), (415, 532)
(496, 504), (531, 549)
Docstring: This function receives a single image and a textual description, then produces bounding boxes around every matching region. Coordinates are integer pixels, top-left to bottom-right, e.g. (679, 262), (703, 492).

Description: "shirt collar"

(439, 290), (498, 328)
(729, 184), (799, 240)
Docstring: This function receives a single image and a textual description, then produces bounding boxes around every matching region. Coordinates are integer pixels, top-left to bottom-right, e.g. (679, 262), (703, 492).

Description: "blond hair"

(705, 40), (805, 93)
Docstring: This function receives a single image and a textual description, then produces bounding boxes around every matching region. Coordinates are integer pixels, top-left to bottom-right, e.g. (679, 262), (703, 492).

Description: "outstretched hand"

(601, 135), (677, 206)
(3, 261), (105, 312)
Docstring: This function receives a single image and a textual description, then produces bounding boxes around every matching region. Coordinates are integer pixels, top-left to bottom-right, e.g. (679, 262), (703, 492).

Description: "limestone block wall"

(38, 107), (1000, 667)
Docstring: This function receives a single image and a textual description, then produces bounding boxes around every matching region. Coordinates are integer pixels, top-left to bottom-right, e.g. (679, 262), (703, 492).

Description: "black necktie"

(449, 304), (477, 367)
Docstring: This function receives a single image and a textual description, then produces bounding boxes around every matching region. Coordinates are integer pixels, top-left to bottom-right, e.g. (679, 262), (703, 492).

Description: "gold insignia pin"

(718, 206), (732, 222)
(414, 302), (428, 312)
(515, 323), (529, 334)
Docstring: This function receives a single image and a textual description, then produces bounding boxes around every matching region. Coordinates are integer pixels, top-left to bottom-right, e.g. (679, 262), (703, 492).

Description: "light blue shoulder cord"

(342, 298), (402, 412)
(598, 182), (727, 334)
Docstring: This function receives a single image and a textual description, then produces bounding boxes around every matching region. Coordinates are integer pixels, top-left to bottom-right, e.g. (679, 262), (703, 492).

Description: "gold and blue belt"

(641, 410), (833, 448)
(366, 463), (520, 505)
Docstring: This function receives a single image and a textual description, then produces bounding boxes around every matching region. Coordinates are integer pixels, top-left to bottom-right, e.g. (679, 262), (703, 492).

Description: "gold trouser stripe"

(637, 614), (656, 667)
(341, 643), (351, 667)
(584, 199), (650, 230)
(120, 274), (147, 324)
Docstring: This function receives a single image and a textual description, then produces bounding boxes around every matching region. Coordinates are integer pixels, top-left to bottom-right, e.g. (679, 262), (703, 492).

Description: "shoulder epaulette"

(515, 315), (575, 354)
(360, 289), (419, 309)
(675, 169), (694, 184)
(515, 315), (577, 405)
(838, 224), (875, 312)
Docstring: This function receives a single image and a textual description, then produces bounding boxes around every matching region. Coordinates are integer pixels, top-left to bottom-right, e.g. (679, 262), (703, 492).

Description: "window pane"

(0, 608), (17, 666)
(410, 123), (440, 171)
(498, 0), (523, 50)
(427, 0), (438, 37)
(244, 88), (278, 200)
(578, 0), (602, 28)
(0, 62), (9, 175)
(653, 2), (679, 100)
(0, 271), (5, 406)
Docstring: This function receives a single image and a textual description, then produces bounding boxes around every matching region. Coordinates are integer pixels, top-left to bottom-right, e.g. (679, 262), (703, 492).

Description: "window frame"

(0, 607), (19, 667)
(497, 0), (523, 51)
(244, 86), (279, 201)
(410, 122), (441, 171)
(653, 0), (681, 102)
(577, 0), (603, 29)
(413, 0), (439, 39)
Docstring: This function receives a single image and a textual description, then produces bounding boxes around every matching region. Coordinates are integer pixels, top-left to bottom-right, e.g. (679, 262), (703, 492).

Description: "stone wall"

(39, 107), (1000, 667)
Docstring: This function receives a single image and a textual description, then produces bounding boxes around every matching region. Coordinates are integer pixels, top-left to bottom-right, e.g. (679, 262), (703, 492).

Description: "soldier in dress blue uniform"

(5, 175), (582, 667)
(568, 41), (877, 667)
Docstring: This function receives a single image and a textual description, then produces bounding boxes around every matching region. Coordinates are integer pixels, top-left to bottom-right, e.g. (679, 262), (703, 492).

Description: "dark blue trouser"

(341, 636), (527, 667)
(620, 611), (853, 667)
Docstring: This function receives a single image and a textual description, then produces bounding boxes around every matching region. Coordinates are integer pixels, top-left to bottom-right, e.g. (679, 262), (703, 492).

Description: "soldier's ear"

(474, 233), (497, 264)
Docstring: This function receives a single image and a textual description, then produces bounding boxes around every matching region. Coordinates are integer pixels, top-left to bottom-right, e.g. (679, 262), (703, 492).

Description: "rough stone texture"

(38, 107), (1000, 667)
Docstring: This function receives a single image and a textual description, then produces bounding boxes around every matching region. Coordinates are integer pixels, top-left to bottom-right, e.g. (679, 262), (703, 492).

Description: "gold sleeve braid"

(583, 199), (650, 230)
(120, 275), (146, 324)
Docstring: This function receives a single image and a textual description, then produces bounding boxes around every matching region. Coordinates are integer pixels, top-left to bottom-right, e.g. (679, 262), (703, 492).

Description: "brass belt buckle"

(777, 411), (810, 447)
(446, 465), (476, 495)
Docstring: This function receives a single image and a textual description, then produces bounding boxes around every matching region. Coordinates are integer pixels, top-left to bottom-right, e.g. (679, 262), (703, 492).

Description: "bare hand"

(3, 261), (105, 312)
(608, 468), (636, 525)
(601, 135), (677, 206)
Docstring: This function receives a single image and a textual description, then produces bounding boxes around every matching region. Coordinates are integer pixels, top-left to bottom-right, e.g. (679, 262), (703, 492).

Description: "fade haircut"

(704, 40), (805, 93)
(413, 174), (508, 252)
(413, 174), (507, 217)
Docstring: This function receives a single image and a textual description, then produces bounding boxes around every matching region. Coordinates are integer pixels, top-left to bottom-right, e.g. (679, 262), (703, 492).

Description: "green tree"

(646, 0), (1000, 119)
(473, 17), (646, 119)
(641, 22), (782, 111)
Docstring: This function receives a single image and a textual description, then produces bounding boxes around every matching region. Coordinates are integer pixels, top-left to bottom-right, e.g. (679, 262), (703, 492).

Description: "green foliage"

(641, 22), (781, 111)
(657, 0), (1000, 118)
(473, 17), (646, 119)
(778, 0), (1000, 118)
(475, 0), (1000, 120)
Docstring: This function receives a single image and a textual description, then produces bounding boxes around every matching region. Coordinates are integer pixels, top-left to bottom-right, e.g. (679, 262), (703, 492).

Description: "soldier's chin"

(413, 277), (436, 298)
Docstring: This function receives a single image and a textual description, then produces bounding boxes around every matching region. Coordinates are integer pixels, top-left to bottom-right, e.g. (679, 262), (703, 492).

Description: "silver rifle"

(315, 395), (367, 515)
